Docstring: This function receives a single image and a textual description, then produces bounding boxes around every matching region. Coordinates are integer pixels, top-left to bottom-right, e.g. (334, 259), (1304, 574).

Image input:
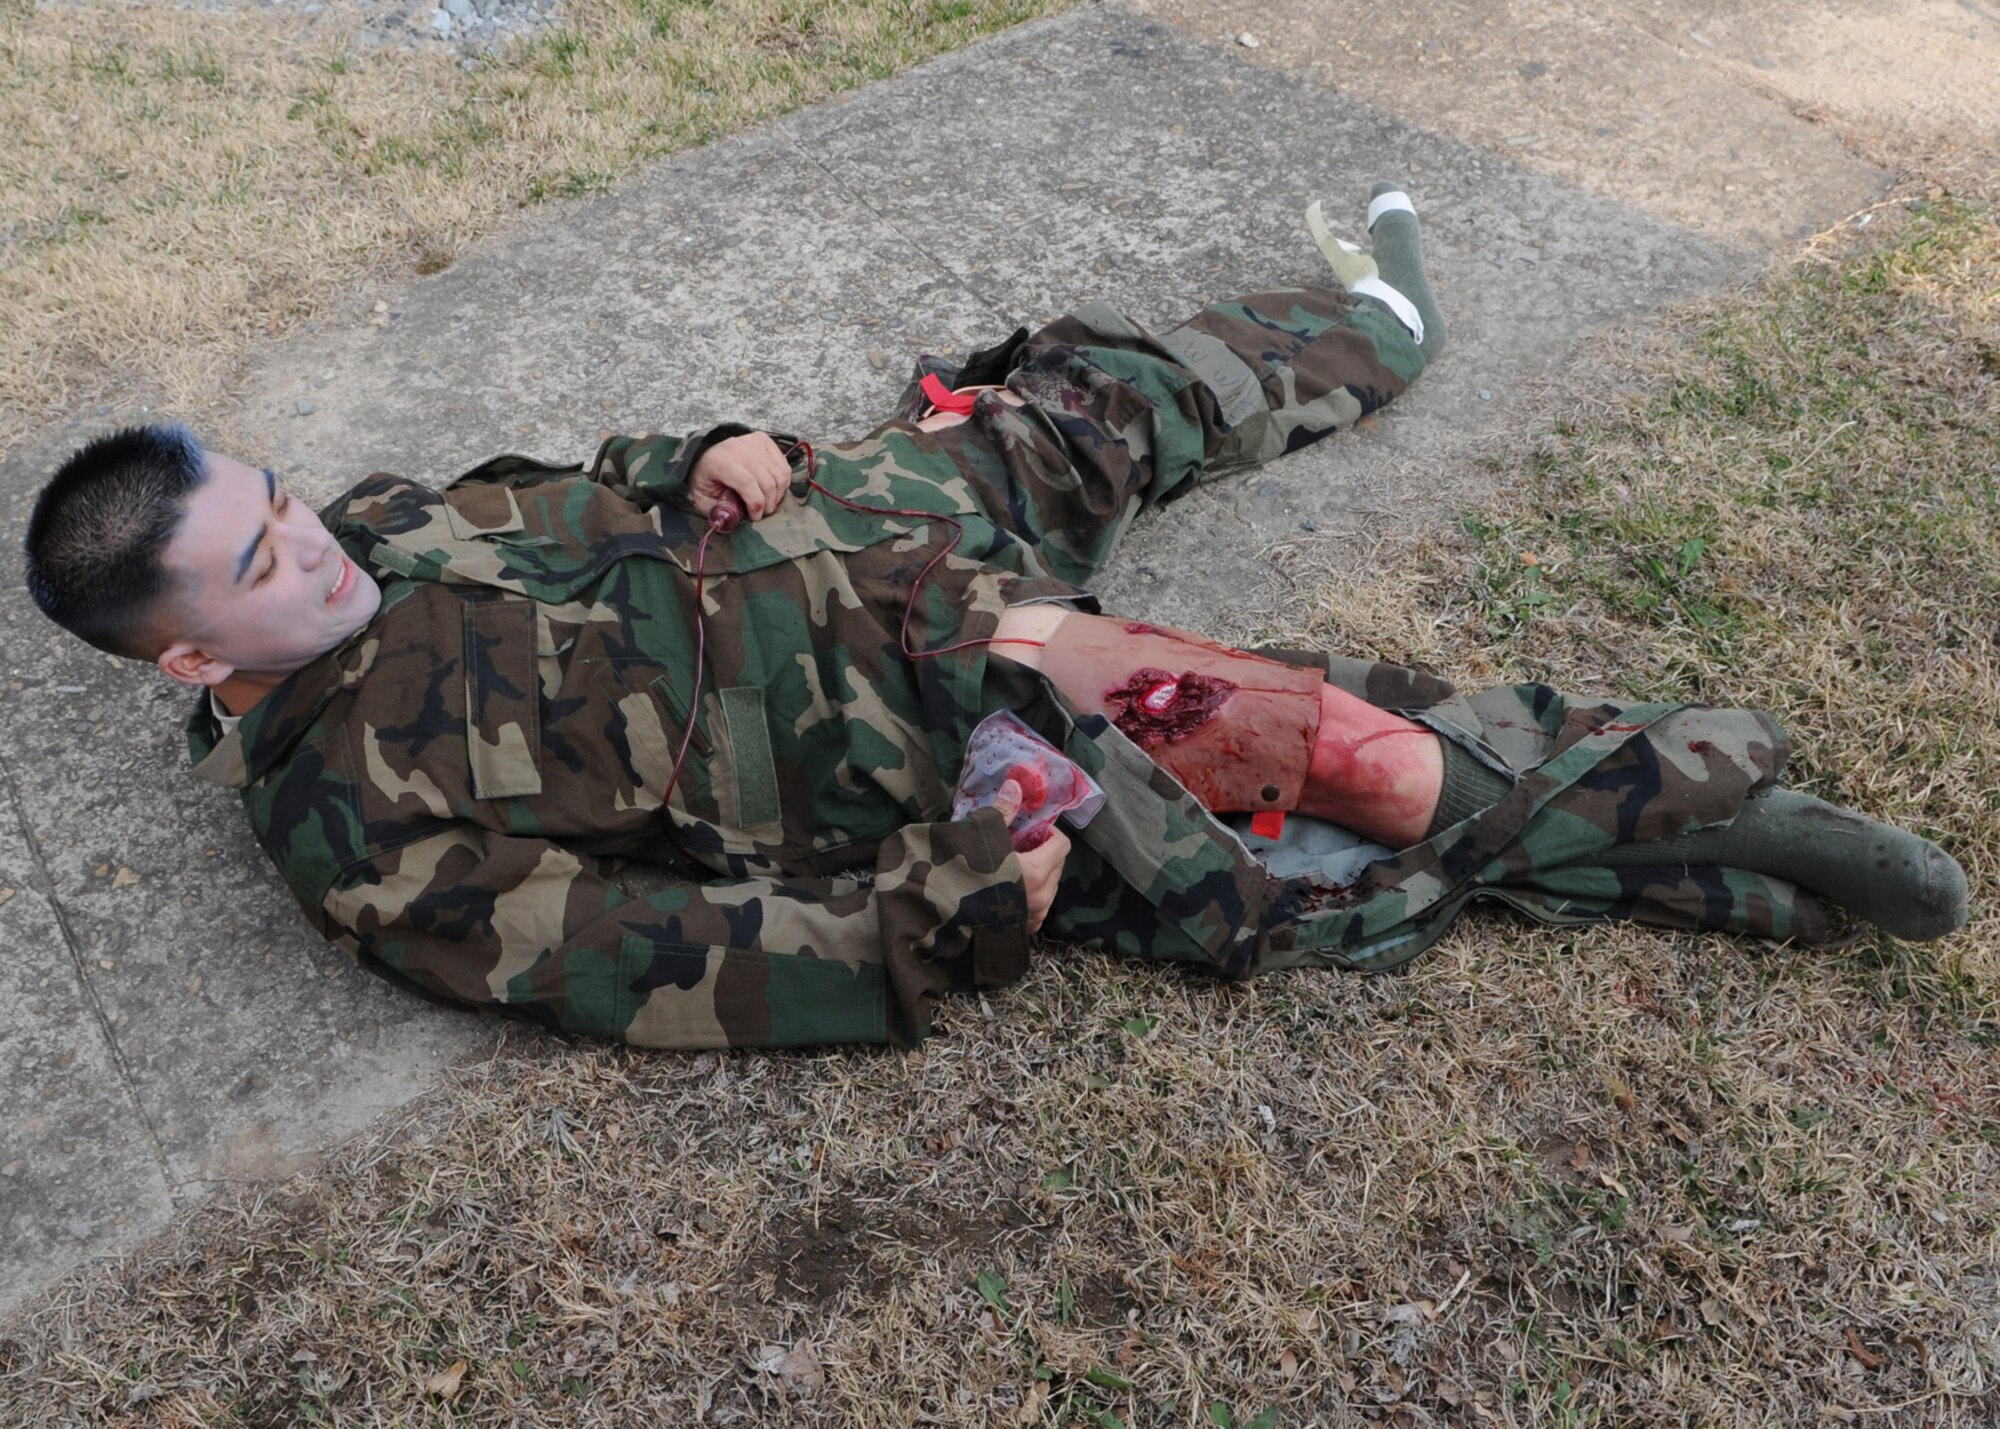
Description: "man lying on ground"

(23, 186), (1968, 1050)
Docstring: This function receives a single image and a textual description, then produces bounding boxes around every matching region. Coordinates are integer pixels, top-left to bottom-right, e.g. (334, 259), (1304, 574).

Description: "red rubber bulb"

(709, 492), (745, 533)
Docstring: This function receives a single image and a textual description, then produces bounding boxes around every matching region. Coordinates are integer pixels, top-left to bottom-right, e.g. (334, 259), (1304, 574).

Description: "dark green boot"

(1587, 788), (1969, 941)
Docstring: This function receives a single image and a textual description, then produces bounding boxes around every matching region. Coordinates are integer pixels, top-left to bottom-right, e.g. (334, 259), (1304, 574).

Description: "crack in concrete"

(775, 121), (1013, 328)
(0, 746), (180, 1206)
(1959, 0), (2000, 30)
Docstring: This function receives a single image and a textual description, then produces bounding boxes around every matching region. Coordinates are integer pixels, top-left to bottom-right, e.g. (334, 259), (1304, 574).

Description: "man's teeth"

(328, 561), (347, 601)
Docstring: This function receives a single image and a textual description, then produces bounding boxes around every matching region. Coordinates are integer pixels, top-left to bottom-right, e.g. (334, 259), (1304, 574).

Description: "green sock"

(1425, 737), (1514, 838)
(1366, 183), (1447, 361)
(1587, 788), (1968, 941)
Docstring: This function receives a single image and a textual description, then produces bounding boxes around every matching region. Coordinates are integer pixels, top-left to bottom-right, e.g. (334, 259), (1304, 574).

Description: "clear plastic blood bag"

(951, 711), (1106, 851)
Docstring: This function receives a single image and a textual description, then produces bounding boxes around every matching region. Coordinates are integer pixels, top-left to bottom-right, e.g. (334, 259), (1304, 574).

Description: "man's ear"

(157, 640), (234, 690)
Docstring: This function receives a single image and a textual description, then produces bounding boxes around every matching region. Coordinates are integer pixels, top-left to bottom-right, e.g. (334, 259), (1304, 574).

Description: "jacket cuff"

(659, 422), (758, 498)
(961, 806), (1031, 989)
(662, 422), (809, 505)
(875, 806), (1032, 1046)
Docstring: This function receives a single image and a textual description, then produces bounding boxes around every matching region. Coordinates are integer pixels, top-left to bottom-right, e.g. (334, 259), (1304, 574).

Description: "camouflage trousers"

(824, 282), (1426, 591)
(827, 286), (1818, 977)
(995, 656), (1823, 982)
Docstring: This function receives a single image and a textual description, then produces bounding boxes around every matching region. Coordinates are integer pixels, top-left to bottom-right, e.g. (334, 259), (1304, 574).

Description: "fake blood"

(1004, 761), (1049, 810)
(1103, 666), (1238, 747)
(1275, 874), (1364, 913)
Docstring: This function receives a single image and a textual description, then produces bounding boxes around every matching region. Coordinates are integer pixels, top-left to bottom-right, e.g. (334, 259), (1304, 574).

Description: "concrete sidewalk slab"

(1127, 0), (1913, 248)
(0, 2), (1890, 1316)
(0, 618), (481, 1312)
(0, 783), (178, 1297)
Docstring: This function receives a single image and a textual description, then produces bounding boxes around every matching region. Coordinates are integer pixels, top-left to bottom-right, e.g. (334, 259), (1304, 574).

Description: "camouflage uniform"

(189, 286), (1818, 1050)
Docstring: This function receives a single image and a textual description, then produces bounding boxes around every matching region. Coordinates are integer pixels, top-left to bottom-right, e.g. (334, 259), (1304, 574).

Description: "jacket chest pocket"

(588, 661), (784, 845)
(354, 600), (544, 834)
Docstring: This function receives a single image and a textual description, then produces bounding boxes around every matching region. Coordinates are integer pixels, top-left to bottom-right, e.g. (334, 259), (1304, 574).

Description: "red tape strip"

(918, 372), (980, 416)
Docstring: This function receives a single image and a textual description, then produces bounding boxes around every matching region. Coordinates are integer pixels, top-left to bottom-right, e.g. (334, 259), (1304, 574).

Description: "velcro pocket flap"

(718, 686), (781, 829)
(464, 601), (543, 799)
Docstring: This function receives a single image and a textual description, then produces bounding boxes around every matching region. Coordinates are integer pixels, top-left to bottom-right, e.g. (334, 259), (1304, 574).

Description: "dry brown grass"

(1, 196), (1995, 1429)
(0, 0), (1071, 459)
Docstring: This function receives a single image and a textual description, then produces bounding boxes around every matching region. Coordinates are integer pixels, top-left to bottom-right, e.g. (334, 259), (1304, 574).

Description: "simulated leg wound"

(1037, 617), (1325, 816)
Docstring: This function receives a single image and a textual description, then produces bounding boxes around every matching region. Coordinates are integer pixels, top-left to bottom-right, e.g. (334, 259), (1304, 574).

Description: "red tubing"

(661, 438), (1045, 834)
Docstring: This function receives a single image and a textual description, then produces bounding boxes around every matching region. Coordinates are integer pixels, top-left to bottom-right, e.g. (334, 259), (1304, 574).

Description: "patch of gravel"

(33, 0), (566, 57)
(349, 0), (565, 55)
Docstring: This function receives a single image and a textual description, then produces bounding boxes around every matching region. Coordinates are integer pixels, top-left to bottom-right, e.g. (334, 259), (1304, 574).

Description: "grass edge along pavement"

(0, 0), (1076, 458)
(0, 202), (1994, 1426)
(1308, 196), (1998, 951)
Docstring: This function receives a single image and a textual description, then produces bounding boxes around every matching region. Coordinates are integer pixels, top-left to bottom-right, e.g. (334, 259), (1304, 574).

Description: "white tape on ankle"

(1367, 191), (1417, 229)
(1347, 277), (1425, 345)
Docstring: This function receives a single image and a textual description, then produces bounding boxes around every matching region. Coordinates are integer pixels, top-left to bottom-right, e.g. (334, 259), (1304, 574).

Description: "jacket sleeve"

(585, 425), (797, 510)
(317, 808), (1030, 1050)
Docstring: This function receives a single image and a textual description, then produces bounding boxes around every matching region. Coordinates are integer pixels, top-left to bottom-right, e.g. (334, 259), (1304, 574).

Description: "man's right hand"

(688, 431), (792, 521)
(993, 777), (1069, 933)
(1016, 826), (1070, 934)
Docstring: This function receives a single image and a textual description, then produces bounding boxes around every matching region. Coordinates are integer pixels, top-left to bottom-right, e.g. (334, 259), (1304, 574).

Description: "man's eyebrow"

(231, 469), (278, 584)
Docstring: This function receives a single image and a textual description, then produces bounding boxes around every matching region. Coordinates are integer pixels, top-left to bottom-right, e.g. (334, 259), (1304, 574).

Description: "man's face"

(155, 451), (382, 688)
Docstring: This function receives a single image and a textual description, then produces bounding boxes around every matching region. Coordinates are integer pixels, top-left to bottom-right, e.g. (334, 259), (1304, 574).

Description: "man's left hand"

(689, 432), (792, 522)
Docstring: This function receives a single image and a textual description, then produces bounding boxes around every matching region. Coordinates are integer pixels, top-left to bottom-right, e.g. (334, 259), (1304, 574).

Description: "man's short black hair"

(24, 422), (208, 659)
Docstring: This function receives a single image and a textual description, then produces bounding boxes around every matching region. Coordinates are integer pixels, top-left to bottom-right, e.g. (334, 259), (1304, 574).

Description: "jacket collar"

(185, 580), (411, 789)
(185, 485), (452, 789)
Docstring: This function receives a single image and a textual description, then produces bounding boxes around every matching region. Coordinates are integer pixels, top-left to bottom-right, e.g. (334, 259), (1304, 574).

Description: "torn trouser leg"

(1162, 287), (1426, 477)
(1034, 615), (1325, 817)
(1003, 651), (1830, 982)
(1252, 678), (1828, 970)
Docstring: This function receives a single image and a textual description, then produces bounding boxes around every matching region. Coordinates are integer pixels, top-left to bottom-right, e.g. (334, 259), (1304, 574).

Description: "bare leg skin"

(992, 607), (1443, 847)
(1296, 682), (1444, 845)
